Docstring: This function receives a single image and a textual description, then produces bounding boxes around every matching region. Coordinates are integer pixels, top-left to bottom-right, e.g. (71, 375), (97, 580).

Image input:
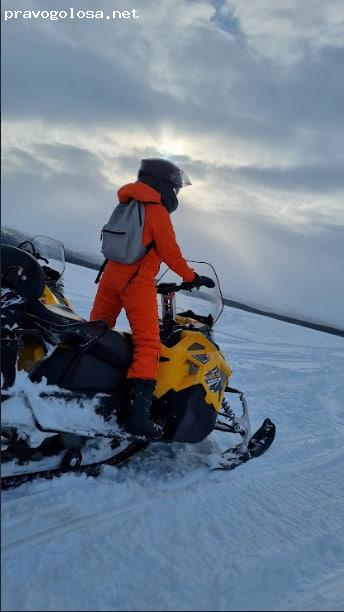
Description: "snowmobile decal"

(205, 366), (223, 396)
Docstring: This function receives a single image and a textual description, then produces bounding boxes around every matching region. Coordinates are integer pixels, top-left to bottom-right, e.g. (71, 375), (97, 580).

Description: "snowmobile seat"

(89, 330), (133, 369)
(26, 298), (133, 369)
(30, 326), (133, 390)
(28, 299), (85, 325)
(26, 299), (92, 345)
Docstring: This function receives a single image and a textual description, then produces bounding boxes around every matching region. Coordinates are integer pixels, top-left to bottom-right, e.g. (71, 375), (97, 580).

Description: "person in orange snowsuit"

(90, 158), (213, 438)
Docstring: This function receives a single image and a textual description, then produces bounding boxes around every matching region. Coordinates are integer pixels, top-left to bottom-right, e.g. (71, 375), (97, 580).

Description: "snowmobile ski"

(211, 418), (276, 471)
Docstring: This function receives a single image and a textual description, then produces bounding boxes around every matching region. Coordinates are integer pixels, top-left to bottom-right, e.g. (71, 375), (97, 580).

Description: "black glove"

(183, 273), (215, 290)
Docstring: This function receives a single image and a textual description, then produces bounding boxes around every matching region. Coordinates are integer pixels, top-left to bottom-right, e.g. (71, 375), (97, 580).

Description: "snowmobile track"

(1, 438), (149, 491)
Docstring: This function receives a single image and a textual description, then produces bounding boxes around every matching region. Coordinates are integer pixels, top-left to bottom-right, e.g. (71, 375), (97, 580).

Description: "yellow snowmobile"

(1, 236), (275, 488)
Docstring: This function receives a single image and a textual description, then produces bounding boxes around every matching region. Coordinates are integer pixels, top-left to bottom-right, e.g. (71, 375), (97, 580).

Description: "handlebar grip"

(202, 278), (216, 288)
(189, 276), (216, 289)
(180, 281), (194, 291)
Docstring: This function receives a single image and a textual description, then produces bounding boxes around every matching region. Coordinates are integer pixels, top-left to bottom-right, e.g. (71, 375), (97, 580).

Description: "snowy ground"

(2, 262), (344, 612)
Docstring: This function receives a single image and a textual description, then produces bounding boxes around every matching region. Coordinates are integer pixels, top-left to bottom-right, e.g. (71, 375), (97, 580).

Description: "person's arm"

(151, 206), (195, 282)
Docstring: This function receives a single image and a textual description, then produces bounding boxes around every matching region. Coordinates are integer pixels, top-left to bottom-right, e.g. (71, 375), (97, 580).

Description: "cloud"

(3, 142), (343, 326)
(220, 0), (344, 65)
(2, 0), (344, 326)
(2, 144), (114, 250)
(2, 22), (171, 127)
(3, 0), (344, 154)
(3, 0), (343, 181)
(237, 162), (344, 194)
(172, 198), (344, 327)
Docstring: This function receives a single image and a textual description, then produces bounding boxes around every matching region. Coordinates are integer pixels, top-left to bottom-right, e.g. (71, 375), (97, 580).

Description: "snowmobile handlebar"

(156, 278), (215, 295)
(156, 282), (187, 295)
(157, 282), (186, 295)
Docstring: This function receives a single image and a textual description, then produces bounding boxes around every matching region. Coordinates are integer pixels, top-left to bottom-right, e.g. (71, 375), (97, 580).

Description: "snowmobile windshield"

(20, 235), (66, 280)
(157, 261), (223, 326)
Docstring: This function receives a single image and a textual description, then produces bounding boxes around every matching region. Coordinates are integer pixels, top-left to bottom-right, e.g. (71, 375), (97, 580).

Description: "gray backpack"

(101, 199), (152, 264)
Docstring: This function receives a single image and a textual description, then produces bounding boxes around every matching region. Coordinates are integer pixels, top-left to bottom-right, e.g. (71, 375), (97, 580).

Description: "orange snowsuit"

(90, 181), (195, 380)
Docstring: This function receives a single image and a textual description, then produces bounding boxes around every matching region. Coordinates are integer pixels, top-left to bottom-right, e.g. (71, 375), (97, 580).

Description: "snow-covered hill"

(2, 262), (344, 611)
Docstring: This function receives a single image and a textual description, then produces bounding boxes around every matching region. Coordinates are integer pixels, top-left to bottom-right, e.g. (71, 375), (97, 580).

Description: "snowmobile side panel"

(41, 284), (72, 308)
(18, 338), (46, 372)
(28, 392), (120, 438)
(156, 330), (231, 412)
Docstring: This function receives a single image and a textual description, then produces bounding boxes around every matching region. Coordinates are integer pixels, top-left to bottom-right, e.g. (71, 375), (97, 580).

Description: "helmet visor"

(170, 168), (192, 190)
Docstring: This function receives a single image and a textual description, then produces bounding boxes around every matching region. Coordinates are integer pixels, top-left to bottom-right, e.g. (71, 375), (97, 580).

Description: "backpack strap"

(95, 258), (108, 284)
(146, 241), (155, 252)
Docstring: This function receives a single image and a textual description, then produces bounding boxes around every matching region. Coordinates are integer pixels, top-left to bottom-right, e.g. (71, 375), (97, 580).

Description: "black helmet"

(138, 158), (191, 213)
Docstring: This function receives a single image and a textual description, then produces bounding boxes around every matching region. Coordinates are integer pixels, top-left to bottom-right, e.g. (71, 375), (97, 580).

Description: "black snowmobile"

(1, 236), (275, 489)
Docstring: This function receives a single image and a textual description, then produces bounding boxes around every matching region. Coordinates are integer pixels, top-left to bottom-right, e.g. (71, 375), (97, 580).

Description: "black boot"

(124, 379), (162, 440)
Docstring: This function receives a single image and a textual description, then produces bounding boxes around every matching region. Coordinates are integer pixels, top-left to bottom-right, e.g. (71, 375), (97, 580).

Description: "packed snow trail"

(2, 262), (344, 611)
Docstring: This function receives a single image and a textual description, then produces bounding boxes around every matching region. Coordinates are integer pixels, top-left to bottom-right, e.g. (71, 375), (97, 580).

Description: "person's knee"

(90, 283), (121, 327)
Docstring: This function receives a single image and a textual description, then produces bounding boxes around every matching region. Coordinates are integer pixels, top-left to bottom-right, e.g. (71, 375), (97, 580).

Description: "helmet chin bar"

(169, 169), (192, 190)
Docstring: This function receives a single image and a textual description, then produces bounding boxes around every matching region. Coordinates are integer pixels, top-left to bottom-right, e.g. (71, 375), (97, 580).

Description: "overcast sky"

(2, 0), (344, 326)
